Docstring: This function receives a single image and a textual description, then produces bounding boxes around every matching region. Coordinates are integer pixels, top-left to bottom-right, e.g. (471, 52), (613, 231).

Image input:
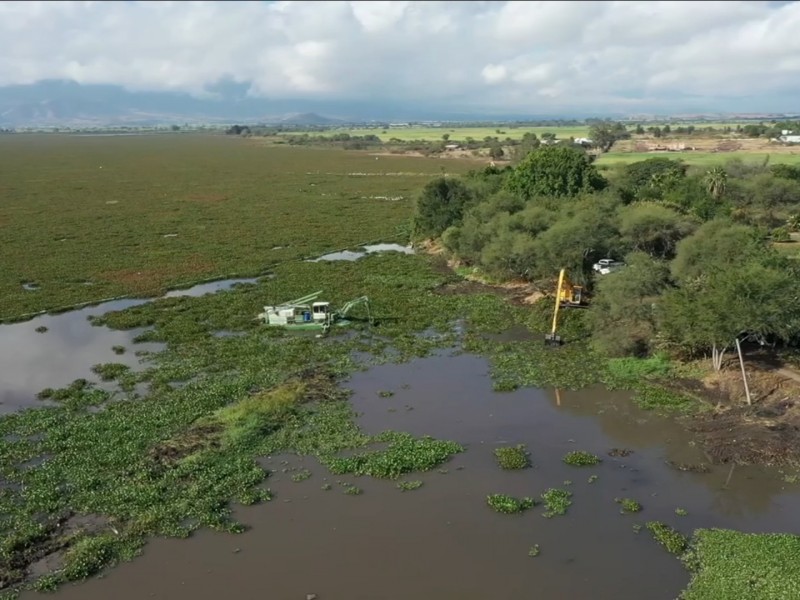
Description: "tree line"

(411, 146), (800, 365)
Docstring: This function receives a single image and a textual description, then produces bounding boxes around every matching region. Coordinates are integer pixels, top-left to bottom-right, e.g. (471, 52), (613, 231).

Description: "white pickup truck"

(592, 259), (625, 275)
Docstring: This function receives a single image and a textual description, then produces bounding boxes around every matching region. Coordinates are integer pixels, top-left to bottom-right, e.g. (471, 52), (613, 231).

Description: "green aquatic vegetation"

(377, 390), (394, 398)
(343, 485), (363, 496)
(290, 469), (312, 482)
(563, 451), (601, 466)
(493, 444), (530, 470)
(615, 497), (642, 514)
(111, 345), (126, 355)
(588, 475), (598, 483)
(321, 483), (332, 491)
(91, 362), (131, 382)
(680, 529), (800, 600)
(632, 524), (642, 533)
(675, 507), (688, 516)
(486, 494), (536, 515)
(646, 521), (688, 556)
(396, 480), (423, 492)
(528, 545), (540, 557)
(323, 432), (463, 479)
(35, 326), (48, 334)
(541, 488), (572, 518)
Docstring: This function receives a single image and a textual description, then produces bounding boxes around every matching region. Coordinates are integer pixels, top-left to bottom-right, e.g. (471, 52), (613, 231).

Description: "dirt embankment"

(686, 356), (800, 468)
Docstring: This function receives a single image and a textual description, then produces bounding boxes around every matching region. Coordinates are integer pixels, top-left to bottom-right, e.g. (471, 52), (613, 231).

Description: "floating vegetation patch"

(493, 444), (530, 470)
(646, 521), (688, 556)
(680, 529), (800, 600)
(323, 432), (463, 479)
(486, 494), (536, 515)
(396, 480), (423, 492)
(290, 469), (312, 482)
(615, 497), (642, 514)
(541, 488), (572, 518)
(563, 451), (601, 467)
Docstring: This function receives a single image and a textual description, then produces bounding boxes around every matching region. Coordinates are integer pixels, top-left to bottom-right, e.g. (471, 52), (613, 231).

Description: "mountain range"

(1, 80), (796, 128)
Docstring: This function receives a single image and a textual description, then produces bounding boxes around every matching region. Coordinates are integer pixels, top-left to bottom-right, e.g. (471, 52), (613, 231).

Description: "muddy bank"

(36, 353), (800, 600)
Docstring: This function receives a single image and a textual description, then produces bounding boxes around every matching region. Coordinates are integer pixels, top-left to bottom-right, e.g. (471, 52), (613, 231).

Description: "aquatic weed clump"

(646, 521), (688, 556)
(493, 444), (530, 470)
(541, 488), (572, 518)
(396, 480), (423, 492)
(323, 432), (463, 479)
(563, 451), (601, 467)
(486, 494), (536, 514)
(680, 529), (800, 599)
(615, 497), (642, 514)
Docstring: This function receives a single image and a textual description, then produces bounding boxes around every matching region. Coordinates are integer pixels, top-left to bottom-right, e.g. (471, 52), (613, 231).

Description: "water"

(36, 353), (800, 600)
(310, 243), (414, 262)
(0, 278), (258, 414)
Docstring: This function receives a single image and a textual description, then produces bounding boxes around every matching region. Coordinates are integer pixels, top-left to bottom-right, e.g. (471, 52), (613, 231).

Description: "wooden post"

(735, 337), (752, 406)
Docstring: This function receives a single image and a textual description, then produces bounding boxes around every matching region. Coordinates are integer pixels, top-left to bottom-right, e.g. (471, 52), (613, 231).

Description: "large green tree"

(588, 121), (630, 153)
(412, 177), (474, 239)
(659, 259), (800, 370)
(670, 219), (768, 282)
(587, 252), (671, 356)
(617, 202), (698, 258)
(505, 146), (607, 200)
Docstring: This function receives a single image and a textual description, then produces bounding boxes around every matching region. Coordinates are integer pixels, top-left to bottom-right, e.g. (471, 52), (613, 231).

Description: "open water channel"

(4, 252), (800, 599)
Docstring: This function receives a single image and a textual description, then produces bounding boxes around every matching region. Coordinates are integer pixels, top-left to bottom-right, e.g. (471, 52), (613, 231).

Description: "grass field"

(282, 125), (592, 142)
(596, 151), (800, 167)
(0, 134), (483, 321)
(280, 122), (760, 143)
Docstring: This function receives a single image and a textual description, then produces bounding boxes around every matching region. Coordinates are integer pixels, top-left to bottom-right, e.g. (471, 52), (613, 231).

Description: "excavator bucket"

(544, 332), (562, 346)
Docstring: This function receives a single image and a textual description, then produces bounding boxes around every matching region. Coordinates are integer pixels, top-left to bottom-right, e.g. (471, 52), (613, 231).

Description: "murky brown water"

(32, 352), (800, 600)
(0, 278), (256, 414)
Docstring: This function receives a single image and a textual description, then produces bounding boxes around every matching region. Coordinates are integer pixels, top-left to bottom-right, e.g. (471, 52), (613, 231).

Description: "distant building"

(779, 135), (800, 144)
(444, 143), (461, 150)
(574, 137), (593, 146)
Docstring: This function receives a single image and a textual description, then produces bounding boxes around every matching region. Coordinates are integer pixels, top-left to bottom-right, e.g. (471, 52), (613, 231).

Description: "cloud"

(1, 0), (799, 113)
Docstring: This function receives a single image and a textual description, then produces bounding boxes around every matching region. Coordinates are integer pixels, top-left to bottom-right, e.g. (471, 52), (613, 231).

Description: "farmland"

(0, 134), (482, 321)
(596, 150), (800, 167)
(277, 123), (754, 143)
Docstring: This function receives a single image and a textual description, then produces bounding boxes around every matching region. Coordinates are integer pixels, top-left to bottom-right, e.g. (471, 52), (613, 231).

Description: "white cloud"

(0, 0), (799, 113)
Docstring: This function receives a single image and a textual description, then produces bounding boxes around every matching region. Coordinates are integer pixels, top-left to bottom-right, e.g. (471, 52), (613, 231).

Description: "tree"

(505, 146), (607, 200)
(412, 178), (473, 240)
(442, 133), (450, 142)
(704, 166), (728, 200)
(587, 252), (671, 356)
(659, 259), (800, 371)
(489, 143), (504, 160)
(635, 124), (645, 135)
(588, 121), (629, 153)
(671, 219), (768, 283)
(618, 203), (698, 258)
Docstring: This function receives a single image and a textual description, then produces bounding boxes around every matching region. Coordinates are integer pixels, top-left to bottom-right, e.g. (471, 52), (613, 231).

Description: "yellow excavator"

(544, 268), (586, 346)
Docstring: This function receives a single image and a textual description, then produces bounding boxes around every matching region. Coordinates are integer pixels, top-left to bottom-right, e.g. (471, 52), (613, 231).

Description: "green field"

(0, 134), (483, 321)
(280, 122), (762, 143)
(282, 125), (592, 142)
(597, 151), (800, 167)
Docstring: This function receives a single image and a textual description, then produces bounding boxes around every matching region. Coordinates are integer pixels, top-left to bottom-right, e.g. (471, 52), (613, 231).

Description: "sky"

(1, 0), (800, 116)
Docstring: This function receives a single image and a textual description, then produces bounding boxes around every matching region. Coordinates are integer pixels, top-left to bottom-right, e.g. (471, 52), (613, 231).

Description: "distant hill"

(0, 80), (349, 127)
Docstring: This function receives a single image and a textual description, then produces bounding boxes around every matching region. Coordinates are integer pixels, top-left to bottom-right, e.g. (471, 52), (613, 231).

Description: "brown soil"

(614, 135), (800, 155)
(687, 363), (800, 467)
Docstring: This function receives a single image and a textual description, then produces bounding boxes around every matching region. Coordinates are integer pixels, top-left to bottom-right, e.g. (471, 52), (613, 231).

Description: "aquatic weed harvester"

(258, 291), (372, 334)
